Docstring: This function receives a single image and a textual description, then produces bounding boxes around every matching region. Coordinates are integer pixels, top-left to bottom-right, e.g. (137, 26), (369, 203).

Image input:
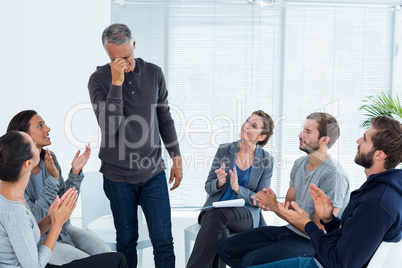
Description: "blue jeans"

(103, 171), (175, 268)
(217, 226), (315, 268)
(249, 257), (319, 268)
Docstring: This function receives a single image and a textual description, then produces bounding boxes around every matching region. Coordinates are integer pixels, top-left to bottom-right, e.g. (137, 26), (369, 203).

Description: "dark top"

(305, 169), (402, 268)
(88, 58), (180, 183)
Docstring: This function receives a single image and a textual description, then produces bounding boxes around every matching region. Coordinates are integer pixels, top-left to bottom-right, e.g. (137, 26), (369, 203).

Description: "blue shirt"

(219, 163), (252, 202)
(32, 169), (44, 200)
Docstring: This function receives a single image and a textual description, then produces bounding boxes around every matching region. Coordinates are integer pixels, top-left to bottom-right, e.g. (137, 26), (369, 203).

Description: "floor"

(71, 209), (287, 268)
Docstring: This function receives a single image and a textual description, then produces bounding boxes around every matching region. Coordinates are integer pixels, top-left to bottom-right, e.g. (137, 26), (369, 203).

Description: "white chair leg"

(184, 223), (201, 266)
(138, 248), (143, 267)
(184, 231), (191, 265)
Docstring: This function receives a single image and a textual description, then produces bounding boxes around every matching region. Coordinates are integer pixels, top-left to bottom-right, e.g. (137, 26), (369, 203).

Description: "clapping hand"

(309, 184), (334, 224)
(251, 187), (279, 212)
(47, 187), (76, 217)
(229, 167), (240, 194)
(216, 163), (227, 189)
(44, 149), (60, 180)
(50, 188), (78, 228)
(71, 144), (91, 175)
(277, 201), (311, 226)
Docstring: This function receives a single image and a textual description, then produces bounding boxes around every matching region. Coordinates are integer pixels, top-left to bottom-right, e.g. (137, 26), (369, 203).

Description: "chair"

(367, 240), (402, 267)
(185, 222), (233, 267)
(184, 223), (202, 264)
(80, 171), (152, 266)
(184, 209), (283, 265)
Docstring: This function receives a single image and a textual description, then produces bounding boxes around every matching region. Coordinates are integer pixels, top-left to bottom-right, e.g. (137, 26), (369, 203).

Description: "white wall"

(0, 0), (112, 218)
(0, 0), (111, 174)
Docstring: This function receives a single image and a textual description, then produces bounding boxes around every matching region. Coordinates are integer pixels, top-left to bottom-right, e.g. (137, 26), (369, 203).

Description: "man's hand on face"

(110, 58), (127, 86)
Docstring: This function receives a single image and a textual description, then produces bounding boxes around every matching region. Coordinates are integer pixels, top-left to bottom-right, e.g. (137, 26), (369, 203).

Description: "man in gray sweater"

(88, 23), (182, 268)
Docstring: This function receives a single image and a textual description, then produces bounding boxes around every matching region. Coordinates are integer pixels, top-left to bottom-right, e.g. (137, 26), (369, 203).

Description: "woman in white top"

(7, 110), (111, 265)
(0, 131), (126, 268)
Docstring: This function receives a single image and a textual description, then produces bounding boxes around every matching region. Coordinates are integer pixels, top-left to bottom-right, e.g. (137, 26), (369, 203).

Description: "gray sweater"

(26, 152), (84, 245)
(0, 194), (52, 268)
(88, 58), (180, 183)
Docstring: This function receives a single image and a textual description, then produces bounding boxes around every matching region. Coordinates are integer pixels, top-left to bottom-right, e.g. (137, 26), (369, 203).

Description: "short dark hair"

(306, 112), (340, 149)
(7, 110), (37, 133)
(370, 115), (402, 169)
(0, 132), (33, 183)
(252, 110), (275, 147)
(102, 23), (133, 46)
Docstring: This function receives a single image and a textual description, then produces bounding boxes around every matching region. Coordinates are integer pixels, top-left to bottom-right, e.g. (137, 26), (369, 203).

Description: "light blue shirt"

(32, 169), (44, 200)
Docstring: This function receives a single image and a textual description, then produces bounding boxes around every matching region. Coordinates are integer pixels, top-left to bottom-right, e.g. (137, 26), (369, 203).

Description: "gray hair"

(102, 23), (133, 46)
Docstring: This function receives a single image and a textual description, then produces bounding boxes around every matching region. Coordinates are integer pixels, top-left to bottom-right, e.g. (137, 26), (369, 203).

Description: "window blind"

(111, 0), (398, 207)
(281, 3), (394, 192)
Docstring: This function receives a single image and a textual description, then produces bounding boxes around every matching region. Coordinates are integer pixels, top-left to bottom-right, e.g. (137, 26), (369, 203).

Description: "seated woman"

(186, 110), (275, 268)
(0, 131), (126, 268)
(7, 110), (111, 265)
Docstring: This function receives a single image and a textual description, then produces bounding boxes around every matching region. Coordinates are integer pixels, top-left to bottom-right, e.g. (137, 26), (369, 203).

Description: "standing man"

(88, 23), (182, 268)
(256, 115), (402, 268)
(218, 112), (350, 267)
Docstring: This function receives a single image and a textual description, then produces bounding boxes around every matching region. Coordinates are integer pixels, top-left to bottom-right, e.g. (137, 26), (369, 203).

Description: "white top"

(0, 194), (52, 268)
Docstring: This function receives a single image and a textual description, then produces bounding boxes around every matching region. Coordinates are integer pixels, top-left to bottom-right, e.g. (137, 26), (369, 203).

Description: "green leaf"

(359, 92), (402, 128)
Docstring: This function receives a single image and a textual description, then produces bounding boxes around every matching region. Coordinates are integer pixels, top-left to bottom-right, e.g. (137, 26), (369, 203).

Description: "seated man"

(217, 112), (350, 268)
(251, 115), (402, 268)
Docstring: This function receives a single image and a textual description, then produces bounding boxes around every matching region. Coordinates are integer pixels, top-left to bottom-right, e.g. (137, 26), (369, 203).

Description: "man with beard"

(250, 115), (402, 268)
(218, 112), (350, 268)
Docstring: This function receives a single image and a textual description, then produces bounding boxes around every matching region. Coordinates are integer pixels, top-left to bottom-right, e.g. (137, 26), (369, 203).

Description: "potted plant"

(360, 92), (402, 128)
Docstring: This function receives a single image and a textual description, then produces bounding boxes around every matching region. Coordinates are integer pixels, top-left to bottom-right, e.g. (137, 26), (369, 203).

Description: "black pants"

(46, 252), (127, 268)
(186, 207), (253, 268)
